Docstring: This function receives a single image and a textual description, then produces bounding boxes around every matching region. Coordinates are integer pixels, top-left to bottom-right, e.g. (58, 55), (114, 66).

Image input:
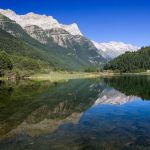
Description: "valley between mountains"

(0, 9), (149, 79)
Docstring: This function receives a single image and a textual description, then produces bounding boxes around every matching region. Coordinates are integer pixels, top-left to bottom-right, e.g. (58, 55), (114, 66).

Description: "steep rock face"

(45, 28), (73, 48)
(0, 9), (82, 36)
(92, 41), (139, 59)
(0, 14), (26, 38)
(24, 26), (106, 65)
(24, 25), (50, 44)
(0, 14), (47, 48)
(70, 35), (106, 65)
(24, 25), (94, 49)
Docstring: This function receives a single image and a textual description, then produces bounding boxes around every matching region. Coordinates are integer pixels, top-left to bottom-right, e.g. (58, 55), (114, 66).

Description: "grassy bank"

(28, 71), (103, 82)
(1, 70), (150, 82)
(0, 68), (116, 81)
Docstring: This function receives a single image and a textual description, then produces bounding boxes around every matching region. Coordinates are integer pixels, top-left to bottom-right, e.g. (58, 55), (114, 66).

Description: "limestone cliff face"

(0, 9), (83, 36)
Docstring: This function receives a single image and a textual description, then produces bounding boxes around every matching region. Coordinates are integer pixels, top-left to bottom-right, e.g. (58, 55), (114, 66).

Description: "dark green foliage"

(0, 50), (49, 77)
(0, 51), (13, 76)
(84, 66), (102, 72)
(0, 28), (55, 65)
(10, 55), (49, 71)
(104, 46), (150, 73)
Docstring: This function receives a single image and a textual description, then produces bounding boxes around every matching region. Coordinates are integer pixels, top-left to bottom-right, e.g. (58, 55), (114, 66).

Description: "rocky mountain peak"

(0, 9), (82, 36)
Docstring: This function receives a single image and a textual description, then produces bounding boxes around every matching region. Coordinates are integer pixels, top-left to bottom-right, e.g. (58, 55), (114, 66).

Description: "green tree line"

(0, 51), (50, 77)
(104, 46), (150, 73)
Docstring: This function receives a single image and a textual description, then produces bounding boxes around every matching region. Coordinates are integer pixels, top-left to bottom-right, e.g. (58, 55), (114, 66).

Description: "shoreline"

(0, 71), (150, 82)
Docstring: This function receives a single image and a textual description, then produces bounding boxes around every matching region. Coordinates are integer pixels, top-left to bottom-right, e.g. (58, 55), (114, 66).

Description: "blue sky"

(0, 0), (150, 46)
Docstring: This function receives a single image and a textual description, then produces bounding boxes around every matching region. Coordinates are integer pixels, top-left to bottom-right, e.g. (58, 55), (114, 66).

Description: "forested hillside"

(0, 50), (50, 77)
(0, 28), (51, 77)
(104, 46), (150, 73)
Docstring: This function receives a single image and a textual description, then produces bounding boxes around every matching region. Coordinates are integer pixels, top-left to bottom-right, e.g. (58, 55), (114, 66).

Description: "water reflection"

(104, 75), (150, 100)
(0, 76), (150, 150)
(0, 79), (103, 138)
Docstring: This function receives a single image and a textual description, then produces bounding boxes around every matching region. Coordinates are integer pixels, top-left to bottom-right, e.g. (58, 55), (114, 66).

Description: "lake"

(0, 76), (150, 150)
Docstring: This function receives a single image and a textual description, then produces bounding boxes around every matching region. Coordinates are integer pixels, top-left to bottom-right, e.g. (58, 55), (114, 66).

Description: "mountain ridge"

(0, 9), (82, 36)
(0, 8), (139, 61)
(92, 41), (140, 59)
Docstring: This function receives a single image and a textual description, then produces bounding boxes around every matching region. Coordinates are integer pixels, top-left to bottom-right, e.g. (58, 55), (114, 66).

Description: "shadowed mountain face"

(1, 76), (150, 150)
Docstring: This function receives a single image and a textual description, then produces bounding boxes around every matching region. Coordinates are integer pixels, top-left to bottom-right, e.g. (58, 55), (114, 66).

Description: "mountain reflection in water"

(0, 76), (150, 150)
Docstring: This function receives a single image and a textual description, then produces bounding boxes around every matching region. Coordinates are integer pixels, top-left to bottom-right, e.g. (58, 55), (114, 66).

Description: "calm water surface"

(0, 76), (150, 150)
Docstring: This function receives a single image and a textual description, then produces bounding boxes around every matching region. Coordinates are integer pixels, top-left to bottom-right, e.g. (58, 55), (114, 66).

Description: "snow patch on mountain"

(92, 41), (140, 59)
(0, 9), (82, 36)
